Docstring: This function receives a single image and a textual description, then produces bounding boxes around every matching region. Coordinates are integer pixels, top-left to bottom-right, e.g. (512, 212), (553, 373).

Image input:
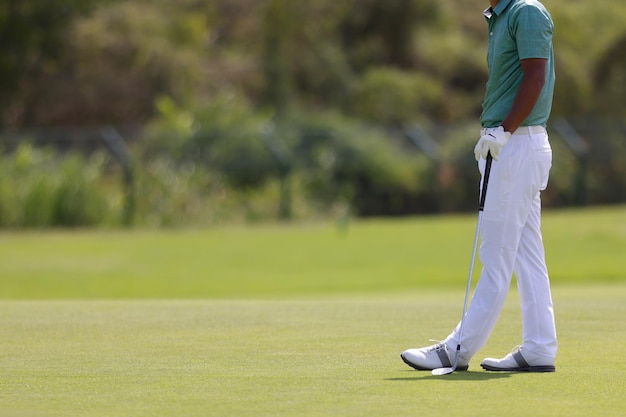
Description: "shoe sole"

(401, 353), (469, 371)
(480, 363), (555, 372)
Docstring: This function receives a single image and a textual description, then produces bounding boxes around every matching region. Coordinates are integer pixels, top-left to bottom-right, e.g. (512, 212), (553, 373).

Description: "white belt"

(481, 126), (546, 136)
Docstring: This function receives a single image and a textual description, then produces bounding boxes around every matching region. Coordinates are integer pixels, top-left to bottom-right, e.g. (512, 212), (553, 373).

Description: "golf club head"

(432, 366), (456, 376)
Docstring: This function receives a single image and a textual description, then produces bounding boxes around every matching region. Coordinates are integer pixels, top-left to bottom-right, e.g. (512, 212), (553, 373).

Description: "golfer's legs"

(444, 149), (529, 358)
(445, 130), (553, 359)
(514, 132), (557, 359)
(514, 195), (558, 359)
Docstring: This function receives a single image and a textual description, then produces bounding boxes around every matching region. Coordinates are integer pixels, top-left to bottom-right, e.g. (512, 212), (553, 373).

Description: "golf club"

(432, 152), (493, 376)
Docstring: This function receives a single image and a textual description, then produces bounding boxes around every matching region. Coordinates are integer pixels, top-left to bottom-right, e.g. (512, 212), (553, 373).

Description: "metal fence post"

(101, 127), (135, 226)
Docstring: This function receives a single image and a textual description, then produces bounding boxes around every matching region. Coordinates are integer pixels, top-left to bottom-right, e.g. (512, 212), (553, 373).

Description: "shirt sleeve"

(511, 5), (553, 60)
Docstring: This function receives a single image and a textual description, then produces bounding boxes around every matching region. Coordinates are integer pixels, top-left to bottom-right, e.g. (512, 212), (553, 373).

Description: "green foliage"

(0, 0), (106, 126)
(148, 99), (436, 218)
(0, 144), (114, 227)
(150, 92), (280, 189)
(354, 67), (443, 125)
(593, 34), (626, 119)
(0, 0), (624, 227)
(287, 112), (435, 216)
(0, 139), (303, 229)
(2, 0), (625, 126)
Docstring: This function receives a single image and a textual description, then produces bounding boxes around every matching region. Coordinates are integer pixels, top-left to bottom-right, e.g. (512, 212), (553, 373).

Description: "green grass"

(0, 205), (625, 299)
(0, 205), (625, 416)
(1, 285), (625, 416)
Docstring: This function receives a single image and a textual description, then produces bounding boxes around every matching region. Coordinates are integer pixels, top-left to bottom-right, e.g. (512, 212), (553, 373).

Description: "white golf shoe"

(401, 342), (469, 371)
(481, 347), (555, 372)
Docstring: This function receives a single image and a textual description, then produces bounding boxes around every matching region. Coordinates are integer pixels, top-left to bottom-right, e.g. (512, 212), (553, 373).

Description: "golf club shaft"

(452, 152), (493, 366)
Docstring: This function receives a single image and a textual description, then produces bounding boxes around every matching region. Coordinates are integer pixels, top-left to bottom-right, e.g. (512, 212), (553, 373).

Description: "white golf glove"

(474, 126), (511, 161)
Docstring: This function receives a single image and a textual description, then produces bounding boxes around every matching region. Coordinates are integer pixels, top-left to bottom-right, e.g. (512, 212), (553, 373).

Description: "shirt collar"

(494, 0), (514, 15)
(484, 0), (514, 18)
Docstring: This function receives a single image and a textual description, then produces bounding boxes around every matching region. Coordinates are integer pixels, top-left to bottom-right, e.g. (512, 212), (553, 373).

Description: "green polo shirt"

(481, 0), (555, 128)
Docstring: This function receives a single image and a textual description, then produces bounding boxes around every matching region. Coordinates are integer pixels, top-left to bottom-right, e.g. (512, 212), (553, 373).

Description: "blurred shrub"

(435, 125), (482, 212)
(147, 96), (441, 218)
(287, 112), (436, 216)
(149, 92), (281, 189)
(0, 139), (297, 228)
(0, 144), (115, 227)
(353, 68), (442, 126)
(2, 0), (626, 130)
(1, 114), (624, 230)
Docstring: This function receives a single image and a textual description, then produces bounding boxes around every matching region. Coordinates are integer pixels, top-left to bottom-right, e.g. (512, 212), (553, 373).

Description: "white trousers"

(445, 126), (558, 360)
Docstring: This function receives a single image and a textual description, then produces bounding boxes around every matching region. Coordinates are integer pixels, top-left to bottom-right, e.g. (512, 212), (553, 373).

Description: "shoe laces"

(427, 339), (448, 352)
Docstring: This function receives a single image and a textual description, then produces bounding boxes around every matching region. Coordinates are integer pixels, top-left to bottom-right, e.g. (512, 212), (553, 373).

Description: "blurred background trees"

(0, 0), (624, 227)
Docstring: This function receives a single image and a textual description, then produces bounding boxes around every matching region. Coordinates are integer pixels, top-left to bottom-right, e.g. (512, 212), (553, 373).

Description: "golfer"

(402, 0), (558, 372)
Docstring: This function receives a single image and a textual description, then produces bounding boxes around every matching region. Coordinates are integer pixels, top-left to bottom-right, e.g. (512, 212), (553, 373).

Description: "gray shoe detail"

(400, 343), (470, 371)
(401, 353), (470, 371)
(481, 347), (556, 373)
(481, 362), (555, 372)
(436, 345), (452, 368)
(512, 349), (530, 368)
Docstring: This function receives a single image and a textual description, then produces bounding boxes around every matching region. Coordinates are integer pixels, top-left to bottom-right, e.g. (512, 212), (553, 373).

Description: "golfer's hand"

(474, 126), (511, 161)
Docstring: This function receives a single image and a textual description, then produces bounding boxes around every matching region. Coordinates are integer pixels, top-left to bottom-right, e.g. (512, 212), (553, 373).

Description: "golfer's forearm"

(501, 58), (547, 133)
(501, 79), (543, 132)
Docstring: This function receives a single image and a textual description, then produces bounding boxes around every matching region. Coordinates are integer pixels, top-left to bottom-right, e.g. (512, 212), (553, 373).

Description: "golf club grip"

(479, 152), (493, 211)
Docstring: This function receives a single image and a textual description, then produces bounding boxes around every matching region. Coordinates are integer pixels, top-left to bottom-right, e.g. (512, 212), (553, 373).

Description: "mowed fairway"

(1, 206), (625, 416)
(1, 288), (626, 417)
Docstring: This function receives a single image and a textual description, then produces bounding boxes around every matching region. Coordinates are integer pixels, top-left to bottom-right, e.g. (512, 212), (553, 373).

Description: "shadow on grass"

(386, 370), (513, 381)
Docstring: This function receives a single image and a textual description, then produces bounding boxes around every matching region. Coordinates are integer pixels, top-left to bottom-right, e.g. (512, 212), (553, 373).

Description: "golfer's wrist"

(499, 123), (514, 136)
(493, 126), (511, 142)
